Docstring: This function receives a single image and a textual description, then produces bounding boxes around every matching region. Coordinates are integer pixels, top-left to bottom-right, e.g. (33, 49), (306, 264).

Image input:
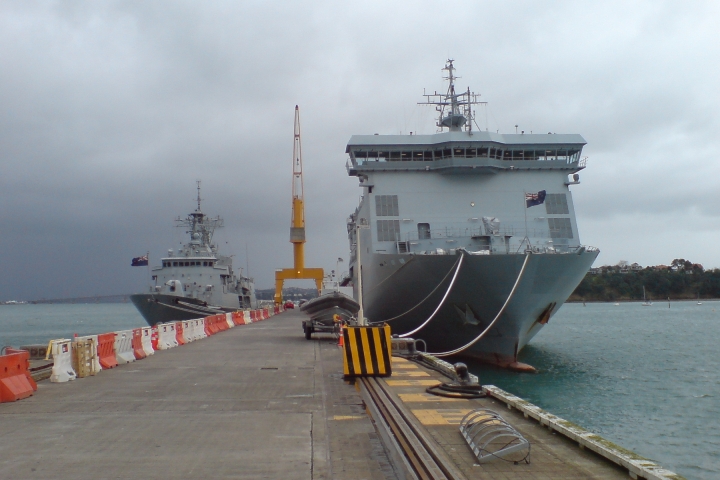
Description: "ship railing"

(402, 225), (548, 241)
(349, 153), (588, 167)
(398, 243), (590, 256)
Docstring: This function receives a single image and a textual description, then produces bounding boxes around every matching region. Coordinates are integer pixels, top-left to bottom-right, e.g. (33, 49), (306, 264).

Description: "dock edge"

(482, 385), (686, 480)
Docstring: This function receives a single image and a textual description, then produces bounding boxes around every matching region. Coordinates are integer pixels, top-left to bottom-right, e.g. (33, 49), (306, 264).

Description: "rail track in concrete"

(360, 376), (466, 480)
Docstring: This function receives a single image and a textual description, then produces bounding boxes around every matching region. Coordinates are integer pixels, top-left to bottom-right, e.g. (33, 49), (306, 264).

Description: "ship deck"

(0, 310), (663, 479)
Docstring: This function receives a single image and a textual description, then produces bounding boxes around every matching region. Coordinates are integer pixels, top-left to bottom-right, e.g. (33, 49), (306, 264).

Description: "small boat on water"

(642, 286), (652, 306)
(300, 278), (359, 339)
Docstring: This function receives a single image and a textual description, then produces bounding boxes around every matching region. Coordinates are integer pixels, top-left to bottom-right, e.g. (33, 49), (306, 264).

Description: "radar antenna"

(418, 59), (486, 132)
(175, 181), (223, 248)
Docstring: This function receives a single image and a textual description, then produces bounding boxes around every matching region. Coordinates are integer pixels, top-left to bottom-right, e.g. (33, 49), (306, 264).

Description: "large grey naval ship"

(131, 184), (257, 326)
(345, 61), (598, 370)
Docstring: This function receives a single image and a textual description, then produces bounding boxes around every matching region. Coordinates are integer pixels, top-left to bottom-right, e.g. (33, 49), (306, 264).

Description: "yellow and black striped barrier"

(342, 324), (392, 377)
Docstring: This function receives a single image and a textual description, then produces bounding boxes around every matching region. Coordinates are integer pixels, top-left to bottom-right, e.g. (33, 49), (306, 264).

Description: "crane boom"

(274, 106), (323, 305)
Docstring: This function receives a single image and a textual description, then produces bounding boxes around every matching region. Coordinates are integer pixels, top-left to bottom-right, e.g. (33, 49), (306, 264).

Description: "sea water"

(1, 302), (717, 479)
(0, 303), (145, 348)
(466, 301), (720, 480)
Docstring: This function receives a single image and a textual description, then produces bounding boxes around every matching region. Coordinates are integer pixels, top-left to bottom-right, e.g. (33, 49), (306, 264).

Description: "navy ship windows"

(376, 195), (399, 216)
(548, 218), (573, 239)
(545, 194), (569, 215)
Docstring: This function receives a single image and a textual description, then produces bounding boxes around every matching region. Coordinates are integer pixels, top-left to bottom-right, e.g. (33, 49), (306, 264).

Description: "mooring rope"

(429, 253), (531, 357)
(369, 254), (464, 325)
(397, 253), (466, 338)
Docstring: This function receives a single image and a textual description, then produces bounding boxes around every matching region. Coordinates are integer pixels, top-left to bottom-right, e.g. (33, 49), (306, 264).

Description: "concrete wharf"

(0, 310), (677, 479)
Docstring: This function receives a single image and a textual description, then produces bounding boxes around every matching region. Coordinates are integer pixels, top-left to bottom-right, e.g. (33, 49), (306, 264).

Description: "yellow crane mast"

(274, 106), (324, 305)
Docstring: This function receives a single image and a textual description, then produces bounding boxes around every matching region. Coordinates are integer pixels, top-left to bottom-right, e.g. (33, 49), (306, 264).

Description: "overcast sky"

(1, 1), (719, 300)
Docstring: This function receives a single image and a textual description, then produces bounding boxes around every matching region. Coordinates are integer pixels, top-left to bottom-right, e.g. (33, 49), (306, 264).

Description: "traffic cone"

(337, 324), (344, 348)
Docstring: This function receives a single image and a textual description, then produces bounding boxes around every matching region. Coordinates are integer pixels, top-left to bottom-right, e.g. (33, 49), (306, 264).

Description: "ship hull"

(359, 249), (598, 369)
(130, 294), (234, 326)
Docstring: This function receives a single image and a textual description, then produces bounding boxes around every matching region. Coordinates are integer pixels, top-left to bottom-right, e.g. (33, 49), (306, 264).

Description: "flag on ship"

(131, 255), (148, 266)
(525, 190), (546, 208)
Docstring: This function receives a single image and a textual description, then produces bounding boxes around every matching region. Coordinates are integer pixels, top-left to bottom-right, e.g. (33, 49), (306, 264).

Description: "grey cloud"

(1, 1), (719, 300)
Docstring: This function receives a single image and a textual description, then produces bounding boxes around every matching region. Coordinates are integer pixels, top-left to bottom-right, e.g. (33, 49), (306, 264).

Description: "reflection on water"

(462, 301), (720, 480)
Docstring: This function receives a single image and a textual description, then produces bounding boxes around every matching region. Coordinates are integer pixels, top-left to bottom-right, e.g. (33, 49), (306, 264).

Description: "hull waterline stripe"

(398, 253), (465, 338)
(430, 253), (531, 357)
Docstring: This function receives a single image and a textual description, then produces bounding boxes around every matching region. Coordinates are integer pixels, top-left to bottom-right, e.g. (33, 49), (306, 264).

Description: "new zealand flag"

(131, 255), (148, 266)
(525, 190), (547, 208)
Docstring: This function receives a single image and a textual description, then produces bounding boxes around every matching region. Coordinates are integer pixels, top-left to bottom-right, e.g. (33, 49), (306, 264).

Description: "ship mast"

(176, 180), (223, 248)
(418, 59), (485, 132)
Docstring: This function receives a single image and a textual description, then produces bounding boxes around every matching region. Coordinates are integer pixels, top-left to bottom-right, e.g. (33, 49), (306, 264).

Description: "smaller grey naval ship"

(131, 184), (257, 326)
(345, 61), (599, 370)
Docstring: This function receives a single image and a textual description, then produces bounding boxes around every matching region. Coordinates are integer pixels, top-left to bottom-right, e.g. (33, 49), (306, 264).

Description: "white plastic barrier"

(226, 313), (234, 329)
(194, 319), (205, 340)
(186, 319), (199, 342)
(75, 335), (101, 375)
(141, 327), (154, 356)
(157, 323), (178, 349)
(194, 319), (207, 340)
(49, 339), (77, 383)
(114, 330), (136, 364)
(243, 310), (252, 324)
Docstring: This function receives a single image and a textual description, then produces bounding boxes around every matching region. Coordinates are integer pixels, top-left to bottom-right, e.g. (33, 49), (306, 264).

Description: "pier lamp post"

(355, 224), (369, 326)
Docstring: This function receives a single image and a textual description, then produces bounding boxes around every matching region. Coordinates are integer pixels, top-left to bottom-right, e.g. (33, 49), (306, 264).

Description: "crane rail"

(359, 377), (467, 480)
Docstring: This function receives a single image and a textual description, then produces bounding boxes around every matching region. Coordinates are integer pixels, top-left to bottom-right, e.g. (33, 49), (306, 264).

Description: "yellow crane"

(274, 106), (324, 305)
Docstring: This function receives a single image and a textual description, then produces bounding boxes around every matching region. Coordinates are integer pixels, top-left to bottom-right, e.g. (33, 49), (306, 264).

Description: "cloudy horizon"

(1, 1), (719, 300)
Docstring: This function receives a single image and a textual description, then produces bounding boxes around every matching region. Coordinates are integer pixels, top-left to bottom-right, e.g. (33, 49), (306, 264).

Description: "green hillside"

(569, 259), (719, 302)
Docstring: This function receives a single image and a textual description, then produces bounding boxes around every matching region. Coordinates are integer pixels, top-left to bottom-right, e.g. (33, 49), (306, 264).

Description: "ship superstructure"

(345, 61), (598, 370)
(131, 183), (256, 325)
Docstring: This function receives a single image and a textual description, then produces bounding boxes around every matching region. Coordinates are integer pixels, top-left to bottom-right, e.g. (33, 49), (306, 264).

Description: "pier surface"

(1, 311), (634, 479)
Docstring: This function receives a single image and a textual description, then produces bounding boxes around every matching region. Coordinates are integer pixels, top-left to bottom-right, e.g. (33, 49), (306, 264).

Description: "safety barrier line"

(1, 348), (39, 402)
(8, 307), (284, 399)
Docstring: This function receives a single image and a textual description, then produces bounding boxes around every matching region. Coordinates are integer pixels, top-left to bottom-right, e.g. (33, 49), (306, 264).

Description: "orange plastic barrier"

(132, 328), (146, 360)
(216, 315), (228, 332)
(151, 326), (159, 349)
(250, 310), (257, 322)
(206, 315), (218, 335)
(0, 349), (38, 402)
(232, 312), (245, 326)
(175, 322), (186, 345)
(97, 332), (118, 369)
(203, 317), (213, 336)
